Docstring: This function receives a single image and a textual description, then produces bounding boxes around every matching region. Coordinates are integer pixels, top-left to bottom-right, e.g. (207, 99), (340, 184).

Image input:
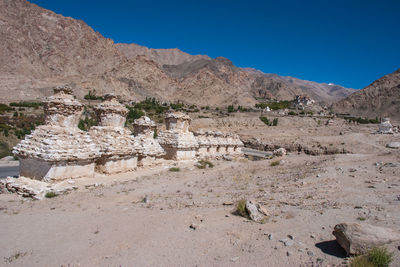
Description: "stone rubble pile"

(10, 87), (244, 185)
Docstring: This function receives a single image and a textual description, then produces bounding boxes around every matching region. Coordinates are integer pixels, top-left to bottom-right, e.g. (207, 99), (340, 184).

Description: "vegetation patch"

(45, 192), (57, 198)
(0, 141), (12, 158)
(78, 116), (97, 131)
(351, 247), (393, 267)
(0, 103), (14, 113)
(195, 160), (214, 169)
(84, 90), (103, 100)
(259, 116), (278, 126)
(270, 160), (280, 166)
(346, 116), (380, 124)
(255, 100), (291, 110)
(169, 167), (180, 172)
(235, 199), (248, 218)
(9, 101), (42, 109)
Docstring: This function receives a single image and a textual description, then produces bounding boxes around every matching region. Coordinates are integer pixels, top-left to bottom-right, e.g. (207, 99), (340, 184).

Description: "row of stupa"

(13, 86), (243, 182)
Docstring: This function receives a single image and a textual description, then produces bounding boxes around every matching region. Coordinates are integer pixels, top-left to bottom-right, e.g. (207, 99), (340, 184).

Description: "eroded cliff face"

(0, 0), (354, 106)
(332, 69), (400, 120)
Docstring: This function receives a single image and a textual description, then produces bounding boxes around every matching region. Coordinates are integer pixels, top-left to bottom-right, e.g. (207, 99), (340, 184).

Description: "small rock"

(189, 223), (198, 230)
(288, 234), (295, 240)
(307, 251), (314, 256)
(286, 251), (291, 256)
(268, 233), (273, 240)
(310, 234), (316, 239)
(280, 239), (294, 247)
(223, 155), (233, 161)
(230, 257), (239, 262)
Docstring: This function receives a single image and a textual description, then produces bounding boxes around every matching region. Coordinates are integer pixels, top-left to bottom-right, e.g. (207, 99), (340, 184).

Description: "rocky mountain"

(116, 43), (210, 66)
(332, 69), (400, 120)
(0, 0), (355, 106)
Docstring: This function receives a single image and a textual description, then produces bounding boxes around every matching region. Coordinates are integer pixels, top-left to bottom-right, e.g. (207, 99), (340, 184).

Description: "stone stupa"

(132, 116), (165, 166)
(13, 85), (100, 181)
(90, 94), (141, 174)
(158, 111), (198, 160)
(377, 118), (394, 134)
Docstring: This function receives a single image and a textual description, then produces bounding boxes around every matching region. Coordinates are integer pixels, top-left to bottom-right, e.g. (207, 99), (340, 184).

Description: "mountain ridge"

(0, 0), (355, 106)
(332, 68), (400, 120)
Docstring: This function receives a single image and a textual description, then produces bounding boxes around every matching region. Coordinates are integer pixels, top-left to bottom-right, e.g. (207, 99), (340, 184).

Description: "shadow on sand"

(315, 240), (347, 258)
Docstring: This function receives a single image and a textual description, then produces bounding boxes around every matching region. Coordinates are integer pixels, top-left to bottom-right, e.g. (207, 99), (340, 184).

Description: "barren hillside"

(332, 69), (400, 120)
(0, 0), (354, 106)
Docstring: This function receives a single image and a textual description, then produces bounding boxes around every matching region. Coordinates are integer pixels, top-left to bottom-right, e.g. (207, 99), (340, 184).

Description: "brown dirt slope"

(332, 68), (400, 120)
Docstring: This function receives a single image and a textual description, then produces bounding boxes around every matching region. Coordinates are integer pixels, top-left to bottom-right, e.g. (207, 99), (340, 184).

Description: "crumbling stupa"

(90, 94), (140, 174)
(13, 86), (100, 181)
(158, 111), (198, 160)
(133, 116), (165, 166)
(377, 118), (394, 134)
(194, 130), (243, 158)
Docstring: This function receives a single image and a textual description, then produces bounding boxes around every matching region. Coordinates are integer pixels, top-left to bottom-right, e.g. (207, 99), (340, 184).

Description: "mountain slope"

(116, 43), (210, 66)
(0, 0), (354, 106)
(332, 69), (400, 120)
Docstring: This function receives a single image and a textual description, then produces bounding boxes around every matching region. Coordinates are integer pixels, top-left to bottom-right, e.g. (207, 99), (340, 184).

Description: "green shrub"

(126, 106), (145, 122)
(169, 167), (180, 172)
(236, 199), (248, 218)
(0, 103), (13, 113)
(227, 105), (235, 113)
(260, 116), (271, 126)
(84, 90), (103, 100)
(45, 192), (57, 198)
(270, 160), (280, 166)
(288, 111), (297, 116)
(78, 116), (97, 131)
(260, 116), (278, 126)
(351, 247), (393, 267)
(170, 101), (184, 111)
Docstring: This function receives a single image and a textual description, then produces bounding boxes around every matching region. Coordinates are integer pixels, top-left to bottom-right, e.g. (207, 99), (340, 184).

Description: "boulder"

(273, 148), (287, 157)
(386, 142), (400, 149)
(245, 200), (269, 223)
(332, 223), (400, 255)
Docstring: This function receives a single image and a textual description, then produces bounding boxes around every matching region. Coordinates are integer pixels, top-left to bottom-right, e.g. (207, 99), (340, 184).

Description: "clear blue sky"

(30, 0), (400, 89)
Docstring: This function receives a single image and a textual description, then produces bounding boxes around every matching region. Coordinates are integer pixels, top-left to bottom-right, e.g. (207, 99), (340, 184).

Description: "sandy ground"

(0, 113), (399, 266)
